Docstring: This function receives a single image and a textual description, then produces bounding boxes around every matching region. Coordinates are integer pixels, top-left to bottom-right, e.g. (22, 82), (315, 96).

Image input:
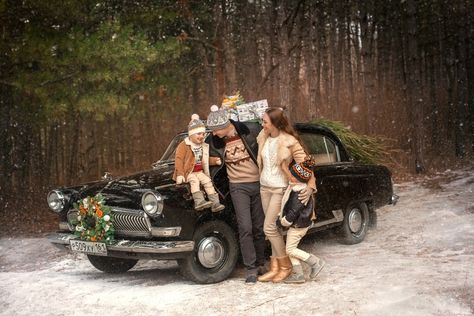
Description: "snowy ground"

(1, 168), (473, 316)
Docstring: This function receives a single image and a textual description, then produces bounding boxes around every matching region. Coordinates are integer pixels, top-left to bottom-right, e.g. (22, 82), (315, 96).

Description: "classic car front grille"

(112, 207), (152, 237)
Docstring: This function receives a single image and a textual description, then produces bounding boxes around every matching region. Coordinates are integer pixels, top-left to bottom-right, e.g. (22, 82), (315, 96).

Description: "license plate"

(70, 240), (108, 255)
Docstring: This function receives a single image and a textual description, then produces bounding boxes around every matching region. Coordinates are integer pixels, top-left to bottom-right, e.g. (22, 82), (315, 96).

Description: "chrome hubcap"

(197, 236), (225, 268)
(348, 208), (363, 233)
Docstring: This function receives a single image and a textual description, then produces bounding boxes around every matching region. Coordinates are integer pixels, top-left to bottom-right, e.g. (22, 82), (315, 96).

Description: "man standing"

(206, 105), (266, 284)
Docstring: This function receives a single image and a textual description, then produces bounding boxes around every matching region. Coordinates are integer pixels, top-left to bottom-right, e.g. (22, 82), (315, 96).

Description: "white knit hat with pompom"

(206, 105), (230, 130)
(188, 114), (206, 136)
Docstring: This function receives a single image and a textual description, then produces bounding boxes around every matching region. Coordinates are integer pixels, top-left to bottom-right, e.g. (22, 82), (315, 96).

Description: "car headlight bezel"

(47, 190), (66, 212)
(141, 191), (164, 217)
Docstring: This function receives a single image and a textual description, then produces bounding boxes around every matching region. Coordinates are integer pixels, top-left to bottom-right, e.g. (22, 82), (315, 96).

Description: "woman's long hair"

(265, 107), (308, 155)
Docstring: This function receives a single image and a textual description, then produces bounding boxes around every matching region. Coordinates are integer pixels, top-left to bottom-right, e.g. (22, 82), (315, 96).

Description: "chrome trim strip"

(108, 240), (193, 253)
(58, 222), (70, 231)
(154, 183), (175, 190)
(48, 233), (194, 254)
(309, 210), (344, 229)
(280, 210), (344, 236)
(151, 227), (182, 237)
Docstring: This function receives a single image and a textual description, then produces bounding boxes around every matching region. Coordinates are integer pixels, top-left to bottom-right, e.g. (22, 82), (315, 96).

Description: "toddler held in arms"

(277, 159), (325, 283)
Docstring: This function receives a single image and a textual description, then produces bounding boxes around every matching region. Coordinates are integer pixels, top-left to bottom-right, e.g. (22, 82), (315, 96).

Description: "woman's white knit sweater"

(260, 135), (288, 188)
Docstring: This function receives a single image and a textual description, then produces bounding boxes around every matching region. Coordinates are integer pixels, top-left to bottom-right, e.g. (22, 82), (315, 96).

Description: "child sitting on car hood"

(173, 114), (225, 212)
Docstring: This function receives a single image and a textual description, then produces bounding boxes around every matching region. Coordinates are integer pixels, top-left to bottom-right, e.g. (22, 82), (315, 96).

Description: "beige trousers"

(187, 171), (216, 195)
(286, 226), (311, 265)
(260, 185), (286, 257)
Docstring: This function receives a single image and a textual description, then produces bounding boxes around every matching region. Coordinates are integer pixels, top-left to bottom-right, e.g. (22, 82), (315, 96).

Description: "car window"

(300, 133), (340, 165)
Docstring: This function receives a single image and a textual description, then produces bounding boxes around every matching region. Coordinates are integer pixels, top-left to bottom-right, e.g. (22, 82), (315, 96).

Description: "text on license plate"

(70, 240), (107, 255)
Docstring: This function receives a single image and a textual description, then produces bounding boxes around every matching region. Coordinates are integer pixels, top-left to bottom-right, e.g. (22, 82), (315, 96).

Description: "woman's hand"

(280, 216), (292, 227)
(298, 186), (315, 205)
(215, 158), (222, 165)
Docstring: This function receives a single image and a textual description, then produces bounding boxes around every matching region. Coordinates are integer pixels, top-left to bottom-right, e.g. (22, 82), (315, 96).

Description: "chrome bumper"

(48, 233), (194, 254)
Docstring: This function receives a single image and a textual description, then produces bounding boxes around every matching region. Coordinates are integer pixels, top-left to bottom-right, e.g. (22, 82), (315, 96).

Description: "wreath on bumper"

(71, 194), (115, 242)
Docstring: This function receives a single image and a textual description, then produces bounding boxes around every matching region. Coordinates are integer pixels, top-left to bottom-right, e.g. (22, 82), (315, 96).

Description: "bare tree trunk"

(0, 83), (13, 199)
(332, 1), (344, 117)
(214, 1), (226, 98)
(317, 3), (329, 117)
(454, 0), (468, 157)
(276, 1), (291, 112)
(359, 1), (376, 134)
(304, 2), (319, 120)
(406, 0), (424, 172)
(289, 6), (306, 121)
(345, 12), (355, 120)
(467, 0), (474, 153)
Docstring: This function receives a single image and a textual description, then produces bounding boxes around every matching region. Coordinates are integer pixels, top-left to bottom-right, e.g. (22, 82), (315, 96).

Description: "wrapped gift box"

(237, 99), (268, 121)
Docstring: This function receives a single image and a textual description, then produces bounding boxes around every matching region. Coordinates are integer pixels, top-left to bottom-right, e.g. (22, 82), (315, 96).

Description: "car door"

(299, 132), (347, 222)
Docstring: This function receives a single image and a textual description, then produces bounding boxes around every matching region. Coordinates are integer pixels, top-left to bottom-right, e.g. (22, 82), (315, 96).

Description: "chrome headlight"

(141, 191), (164, 217)
(47, 190), (66, 212)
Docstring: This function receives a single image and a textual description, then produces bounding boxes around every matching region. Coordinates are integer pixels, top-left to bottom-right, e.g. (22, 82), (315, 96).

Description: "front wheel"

(339, 202), (370, 245)
(87, 255), (138, 273)
(178, 220), (239, 284)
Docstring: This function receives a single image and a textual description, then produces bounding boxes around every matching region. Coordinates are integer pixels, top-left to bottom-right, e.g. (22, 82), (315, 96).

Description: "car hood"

(76, 163), (175, 208)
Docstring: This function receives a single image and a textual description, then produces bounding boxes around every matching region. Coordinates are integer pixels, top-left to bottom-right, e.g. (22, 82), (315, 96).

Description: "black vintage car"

(47, 122), (398, 284)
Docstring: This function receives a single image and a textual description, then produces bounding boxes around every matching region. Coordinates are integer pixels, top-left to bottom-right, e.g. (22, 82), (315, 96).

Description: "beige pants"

(286, 226), (310, 265)
(187, 171), (216, 195)
(260, 185), (286, 257)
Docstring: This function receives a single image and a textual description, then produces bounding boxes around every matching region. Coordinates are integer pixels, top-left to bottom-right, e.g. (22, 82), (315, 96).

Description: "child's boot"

(208, 193), (225, 212)
(192, 191), (213, 210)
(284, 264), (305, 284)
(304, 254), (325, 280)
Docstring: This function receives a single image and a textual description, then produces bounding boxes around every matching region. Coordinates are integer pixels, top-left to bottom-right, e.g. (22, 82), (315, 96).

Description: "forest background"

(0, 0), (472, 235)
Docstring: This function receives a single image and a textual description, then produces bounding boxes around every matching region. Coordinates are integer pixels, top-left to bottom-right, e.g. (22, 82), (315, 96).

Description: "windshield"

(155, 131), (211, 165)
(158, 133), (187, 163)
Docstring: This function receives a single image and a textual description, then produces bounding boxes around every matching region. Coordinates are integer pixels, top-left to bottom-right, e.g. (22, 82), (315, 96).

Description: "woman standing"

(257, 107), (316, 283)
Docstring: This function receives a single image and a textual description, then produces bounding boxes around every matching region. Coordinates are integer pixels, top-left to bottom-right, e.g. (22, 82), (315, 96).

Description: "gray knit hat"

(206, 105), (230, 130)
(188, 114), (206, 136)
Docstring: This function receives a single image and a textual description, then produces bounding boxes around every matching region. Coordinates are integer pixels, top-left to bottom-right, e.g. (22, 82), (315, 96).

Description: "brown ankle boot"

(272, 256), (293, 283)
(257, 256), (279, 282)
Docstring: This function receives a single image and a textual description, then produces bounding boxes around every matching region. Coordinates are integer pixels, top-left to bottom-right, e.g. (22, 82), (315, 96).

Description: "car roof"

(294, 122), (340, 138)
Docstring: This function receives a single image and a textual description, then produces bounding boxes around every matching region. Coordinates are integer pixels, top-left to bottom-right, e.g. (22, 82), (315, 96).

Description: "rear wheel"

(87, 255), (138, 273)
(339, 202), (369, 244)
(178, 220), (239, 284)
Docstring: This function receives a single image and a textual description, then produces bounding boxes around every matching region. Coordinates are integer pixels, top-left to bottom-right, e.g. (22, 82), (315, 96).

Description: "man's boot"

(192, 191), (213, 211)
(207, 193), (225, 212)
(284, 264), (305, 284)
(256, 264), (267, 276)
(304, 254), (325, 280)
(257, 256), (279, 282)
(272, 256), (292, 283)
